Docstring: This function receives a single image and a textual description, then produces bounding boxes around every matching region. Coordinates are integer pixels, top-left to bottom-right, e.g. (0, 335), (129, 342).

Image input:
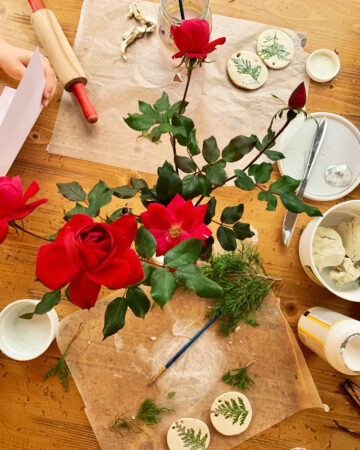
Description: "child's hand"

(0, 38), (57, 107)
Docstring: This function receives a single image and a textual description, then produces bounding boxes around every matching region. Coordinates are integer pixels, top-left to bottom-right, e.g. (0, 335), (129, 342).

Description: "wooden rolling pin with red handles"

(28, 0), (98, 123)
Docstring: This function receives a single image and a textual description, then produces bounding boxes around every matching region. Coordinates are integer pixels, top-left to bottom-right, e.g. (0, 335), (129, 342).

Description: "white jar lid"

(306, 49), (340, 82)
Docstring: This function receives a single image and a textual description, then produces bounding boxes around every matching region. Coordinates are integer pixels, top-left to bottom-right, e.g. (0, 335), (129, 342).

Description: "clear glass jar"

(158, 0), (212, 50)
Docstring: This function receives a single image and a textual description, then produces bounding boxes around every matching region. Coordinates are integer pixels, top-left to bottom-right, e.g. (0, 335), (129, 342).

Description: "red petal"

(141, 204), (173, 230)
(172, 50), (185, 59)
(67, 214), (94, 231)
(288, 82), (307, 110)
(36, 242), (79, 290)
(0, 217), (9, 244)
(22, 180), (39, 203)
(171, 25), (195, 52)
(167, 194), (186, 216)
(69, 271), (101, 309)
(191, 223), (212, 241)
(150, 229), (169, 256)
(0, 180), (22, 217)
(188, 204), (208, 231)
(122, 248), (145, 286)
(7, 198), (47, 221)
(109, 214), (138, 249)
(190, 19), (210, 48)
(88, 257), (130, 289)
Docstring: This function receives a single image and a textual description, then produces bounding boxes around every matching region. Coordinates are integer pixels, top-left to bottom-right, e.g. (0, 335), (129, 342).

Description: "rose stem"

(194, 116), (292, 207)
(11, 222), (51, 242)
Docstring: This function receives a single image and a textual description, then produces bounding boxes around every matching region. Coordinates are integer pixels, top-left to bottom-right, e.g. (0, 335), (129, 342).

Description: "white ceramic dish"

(278, 112), (360, 201)
(299, 200), (360, 302)
(306, 49), (340, 82)
(0, 299), (58, 361)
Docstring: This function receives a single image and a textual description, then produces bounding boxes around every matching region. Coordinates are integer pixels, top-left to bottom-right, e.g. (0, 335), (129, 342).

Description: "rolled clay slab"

(257, 29), (294, 69)
(167, 418), (210, 449)
(227, 51), (268, 90)
(210, 391), (252, 436)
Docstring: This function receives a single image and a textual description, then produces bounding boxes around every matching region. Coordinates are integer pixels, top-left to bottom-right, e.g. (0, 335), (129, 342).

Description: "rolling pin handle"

(71, 82), (98, 124)
(28, 0), (44, 13)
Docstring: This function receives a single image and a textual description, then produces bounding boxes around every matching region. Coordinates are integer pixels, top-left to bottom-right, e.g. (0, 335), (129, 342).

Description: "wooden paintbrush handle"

(71, 83), (98, 124)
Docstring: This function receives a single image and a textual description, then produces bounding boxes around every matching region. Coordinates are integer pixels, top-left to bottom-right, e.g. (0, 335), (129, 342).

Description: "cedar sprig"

(212, 397), (248, 426)
(43, 344), (71, 391)
(174, 422), (208, 450)
(222, 365), (254, 390)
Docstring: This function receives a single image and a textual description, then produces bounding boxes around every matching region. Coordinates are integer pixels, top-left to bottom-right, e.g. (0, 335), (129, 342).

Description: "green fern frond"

(43, 344), (71, 391)
(174, 422), (208, 450)
(212, 397), (249, 426)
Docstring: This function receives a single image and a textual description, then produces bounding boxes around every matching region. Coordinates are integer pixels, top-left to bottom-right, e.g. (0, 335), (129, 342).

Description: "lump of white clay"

(227, 51), (268, 90)
(257, 29), (294, 69)
(312, 226), (345, 271)
(329, 257), (360, 287)
(336, 217), (360, 262)
(210, 392), (252, 436)
(167, 418), (210, 450)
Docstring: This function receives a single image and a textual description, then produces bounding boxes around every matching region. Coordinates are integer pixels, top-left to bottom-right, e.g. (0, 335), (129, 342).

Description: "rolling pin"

(28, 0), (98, 123)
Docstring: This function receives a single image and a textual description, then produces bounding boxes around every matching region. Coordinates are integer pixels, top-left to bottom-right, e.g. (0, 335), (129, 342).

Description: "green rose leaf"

(164, 238), (203, 268)
(202, 136), (220, 163)
(217, 226), (237, 251)
(234, 170), (256, 191)
(172, 113), (194, 135)
(206, 161), (227, 186)
(176, 264), (223, 298)
(138, 101), (161, 121)
(264, 150), (285, 161)
(126, 287), (150, 319)
(131, 177), (148, 190)
(247, 164), (259, 176)
(57, 181), (86, 201)
(233, 222), (255, 240)
(124, 113), (156, 131)
(106, 207), (131, 223)
(187, 129), (201, 156)
(140, 262), (157, 286)
(88, 180), (113, 214)
(220, 204), (244, 224)
(21, 290), (61, 318)
(135, 226), (157, 258)
(182, 174), (200, 199)
(222, 135), (257, 162)
(270, 175), (300, 194)
(257, 191), (277, 211)
(175, 155), (197, 173)
(140, 187), (159, 207)
(102, 297), (128, 339)
(153, 92), (170, 112)
(254, 162), (273, 184)
(113, 186), (139, 199)
(280, 192), (322, 217)
(204, 197), (216, 225)
(197, 173), (212, 196)
(200, 235), (214, 261)
(64, 202), (91, 221)
(169, 100), (188, 114)
(150, 268), (176, 308)
(156, 161), (182, 204)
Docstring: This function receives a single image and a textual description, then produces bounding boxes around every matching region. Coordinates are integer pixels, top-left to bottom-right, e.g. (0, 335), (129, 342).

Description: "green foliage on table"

(43, 343), (71, 391)
(222, 366), (255, 390)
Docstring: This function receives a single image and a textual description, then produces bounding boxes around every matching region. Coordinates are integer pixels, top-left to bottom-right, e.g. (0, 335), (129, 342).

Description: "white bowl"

(0, 299), (58, 360)
(306, 49), (340, 82)
(299, 200), (360, 302)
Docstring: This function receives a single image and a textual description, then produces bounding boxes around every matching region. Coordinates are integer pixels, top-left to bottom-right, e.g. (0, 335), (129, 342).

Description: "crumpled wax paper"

(47, 0), (309, 174)
(57, 288), (322, 450)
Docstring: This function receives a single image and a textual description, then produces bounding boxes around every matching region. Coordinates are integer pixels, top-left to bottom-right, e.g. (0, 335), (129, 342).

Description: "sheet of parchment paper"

(57, 288), (322, 450)
(47, 0), (309, 174)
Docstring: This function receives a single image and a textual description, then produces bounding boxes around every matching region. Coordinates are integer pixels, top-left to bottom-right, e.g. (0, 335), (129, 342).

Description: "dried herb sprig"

(112, 398), (175, 438)
(222, 364), (255, 390)
(201, 246), (274, 335)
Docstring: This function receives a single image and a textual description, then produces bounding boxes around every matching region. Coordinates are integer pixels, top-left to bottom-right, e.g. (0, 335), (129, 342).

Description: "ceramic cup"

(299, 200), (360, 302)
(0, 299), (59, 361)
(306, 49), (340, 83)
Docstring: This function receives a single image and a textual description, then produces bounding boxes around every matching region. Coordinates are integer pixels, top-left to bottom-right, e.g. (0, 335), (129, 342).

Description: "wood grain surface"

(0, 1), (359, 449)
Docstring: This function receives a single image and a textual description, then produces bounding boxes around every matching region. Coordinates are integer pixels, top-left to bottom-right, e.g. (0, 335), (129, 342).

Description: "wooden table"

(0, 1), (359, 449)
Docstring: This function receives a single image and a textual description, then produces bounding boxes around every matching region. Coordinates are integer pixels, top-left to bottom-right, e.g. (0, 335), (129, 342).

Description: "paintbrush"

(178, 0), (185, 20)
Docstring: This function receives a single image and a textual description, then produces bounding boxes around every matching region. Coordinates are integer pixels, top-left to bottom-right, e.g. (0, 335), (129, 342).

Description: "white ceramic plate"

(278, 112), (360, 201)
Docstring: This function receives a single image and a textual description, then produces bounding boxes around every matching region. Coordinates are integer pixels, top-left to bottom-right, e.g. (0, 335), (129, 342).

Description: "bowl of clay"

(0, 299), (58, 360)
(299, 200), (360, 302)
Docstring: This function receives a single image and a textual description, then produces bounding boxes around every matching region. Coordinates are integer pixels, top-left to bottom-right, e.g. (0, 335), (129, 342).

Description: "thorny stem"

(139, 257), (170, 270)
(11, 222), (51, 242)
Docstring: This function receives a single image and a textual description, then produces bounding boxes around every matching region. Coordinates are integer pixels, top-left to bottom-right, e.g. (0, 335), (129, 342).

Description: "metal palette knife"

(282, 117), (327, 246)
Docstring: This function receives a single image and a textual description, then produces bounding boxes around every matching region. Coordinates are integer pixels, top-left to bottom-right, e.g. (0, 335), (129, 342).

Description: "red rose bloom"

(36, 214), (144, 309)
(171, 18), (226, 61)
(0, 176), (47, 244)
(288, 82), (307, 110)
(140, 194), (212, 256)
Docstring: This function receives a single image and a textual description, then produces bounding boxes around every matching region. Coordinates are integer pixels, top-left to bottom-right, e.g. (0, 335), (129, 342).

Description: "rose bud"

(288, 82), (307, 110)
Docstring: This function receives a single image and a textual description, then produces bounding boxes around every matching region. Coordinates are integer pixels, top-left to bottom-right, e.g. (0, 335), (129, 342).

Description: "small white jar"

(298, 306), (360, 375)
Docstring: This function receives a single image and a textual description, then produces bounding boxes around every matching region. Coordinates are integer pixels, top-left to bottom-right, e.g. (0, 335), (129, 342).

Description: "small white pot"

(0, 299), (58, 361)
(299, 200), (360, 302)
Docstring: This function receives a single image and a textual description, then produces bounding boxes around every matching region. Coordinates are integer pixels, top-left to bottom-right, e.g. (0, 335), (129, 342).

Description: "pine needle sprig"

(174, 422), (209, 450)
(201, 246), (273, 336)
(232, 57), (261, 82)
(212, 397), (249, 426)
(111, 398), (175, 438)
(222, 365), (255, 390)
(43, 344), (71, 391)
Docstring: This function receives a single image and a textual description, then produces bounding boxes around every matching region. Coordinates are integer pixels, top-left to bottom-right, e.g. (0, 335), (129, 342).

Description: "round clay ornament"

(210, 391), (252, 436)
(167, 418), (210, 450)
(257, 29), (294, 69)
(227, 51), (268, 90)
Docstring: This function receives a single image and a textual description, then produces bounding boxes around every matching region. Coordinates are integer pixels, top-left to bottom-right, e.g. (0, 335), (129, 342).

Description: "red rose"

(171, 18), (226, 61)
(288, 82), (307, 110)
(0, 176), (47, 244)
(36, 214), (144, 309)
(140, 194), (212, 256)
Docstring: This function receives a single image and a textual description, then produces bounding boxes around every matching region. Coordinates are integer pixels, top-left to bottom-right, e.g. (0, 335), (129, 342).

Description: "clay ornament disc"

(167, 418), (210, 449)
(210, 392), (252, 436)
(257, 29), (294, 69)
(227, 51), (268, 90)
